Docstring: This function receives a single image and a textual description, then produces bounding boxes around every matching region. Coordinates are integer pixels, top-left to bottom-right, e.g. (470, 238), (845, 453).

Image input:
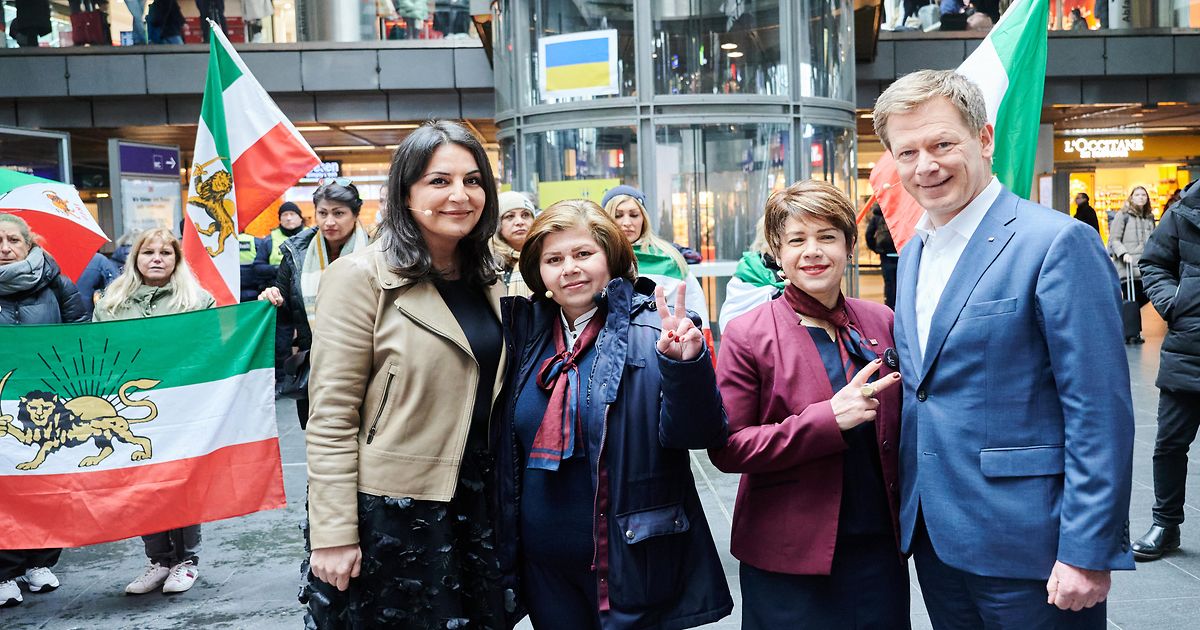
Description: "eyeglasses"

(317, 177), (354, 187)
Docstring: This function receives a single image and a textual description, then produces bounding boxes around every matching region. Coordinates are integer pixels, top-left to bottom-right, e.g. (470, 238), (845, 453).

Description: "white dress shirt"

(560, 306), (599, 352)
(913, 177), (1002, 359)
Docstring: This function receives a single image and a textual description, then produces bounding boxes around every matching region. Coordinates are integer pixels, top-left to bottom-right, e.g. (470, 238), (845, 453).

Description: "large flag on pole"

(0, 168), (110, 282)
(0, 302), (284, 549)
(185, 21), (320, 305)
(868, 0), (1049, 251)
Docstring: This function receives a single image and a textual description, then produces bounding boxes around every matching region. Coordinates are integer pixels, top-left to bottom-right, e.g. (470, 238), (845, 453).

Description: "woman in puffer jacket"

(1108, 185), (1157, 343)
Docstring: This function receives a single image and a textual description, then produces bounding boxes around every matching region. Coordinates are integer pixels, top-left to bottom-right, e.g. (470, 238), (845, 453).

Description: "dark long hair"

(378, 121), (499, 285)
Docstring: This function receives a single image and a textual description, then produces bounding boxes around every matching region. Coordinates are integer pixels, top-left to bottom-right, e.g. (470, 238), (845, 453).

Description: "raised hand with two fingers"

(655, 283), (705, 362)
(829, 359), (902, 432)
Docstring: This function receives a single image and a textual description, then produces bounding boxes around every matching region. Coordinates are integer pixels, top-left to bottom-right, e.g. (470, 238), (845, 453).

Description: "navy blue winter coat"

(495, 277), (733, 630)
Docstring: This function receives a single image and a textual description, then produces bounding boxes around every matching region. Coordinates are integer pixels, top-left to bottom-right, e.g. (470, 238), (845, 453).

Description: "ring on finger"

(860, 384), (876, 399)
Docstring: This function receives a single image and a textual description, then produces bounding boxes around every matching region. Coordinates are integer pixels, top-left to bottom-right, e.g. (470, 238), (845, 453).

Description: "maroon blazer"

(709, 295), (901, 575)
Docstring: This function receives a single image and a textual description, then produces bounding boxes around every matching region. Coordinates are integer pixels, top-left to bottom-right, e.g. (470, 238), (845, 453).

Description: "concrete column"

(303, 0), (367, 42)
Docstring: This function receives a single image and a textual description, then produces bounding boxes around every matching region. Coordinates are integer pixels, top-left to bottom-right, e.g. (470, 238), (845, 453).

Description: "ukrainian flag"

(541, 30), (617, 95)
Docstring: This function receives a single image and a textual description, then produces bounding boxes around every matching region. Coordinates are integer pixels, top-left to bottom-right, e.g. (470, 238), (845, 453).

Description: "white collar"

(560, 306), (599, 351)
(915, 177), (1002, 245)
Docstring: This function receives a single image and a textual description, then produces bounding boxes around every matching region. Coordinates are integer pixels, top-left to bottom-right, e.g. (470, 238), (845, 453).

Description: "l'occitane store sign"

(1062, 137), (1144, 159)
(1056, 134), (1200, 163)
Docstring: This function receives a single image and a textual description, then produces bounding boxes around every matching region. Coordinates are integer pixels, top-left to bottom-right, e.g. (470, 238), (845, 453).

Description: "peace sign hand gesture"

(655, 283), (705, 362)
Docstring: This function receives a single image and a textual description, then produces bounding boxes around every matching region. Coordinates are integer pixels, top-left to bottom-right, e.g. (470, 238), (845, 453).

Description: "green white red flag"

(185, 21), (319, 305)
(868, 0), (1049, 251)
(0, 168), (110, 282)
(0, 302), (284, 549)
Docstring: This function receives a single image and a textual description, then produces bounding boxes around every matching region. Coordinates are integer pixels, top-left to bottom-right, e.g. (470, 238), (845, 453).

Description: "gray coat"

(1107, 209), (1156, 280)
(0, 250), (87, 325)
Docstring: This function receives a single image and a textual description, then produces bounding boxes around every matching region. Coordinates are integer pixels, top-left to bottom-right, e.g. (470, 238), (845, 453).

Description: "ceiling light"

(313, 145), (378, 152)
(727, 51), (744, 58)
(859, 113), (874, 119)
(95, 192), (110, 198)
(343, 124), (420, 131)
(720, 43), (738, 50)
(297, 125), (331, 132)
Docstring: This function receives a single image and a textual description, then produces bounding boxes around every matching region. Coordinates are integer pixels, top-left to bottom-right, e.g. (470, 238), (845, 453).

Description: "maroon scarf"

(528, 310), (606, 471)
(784, 284), (862, 385)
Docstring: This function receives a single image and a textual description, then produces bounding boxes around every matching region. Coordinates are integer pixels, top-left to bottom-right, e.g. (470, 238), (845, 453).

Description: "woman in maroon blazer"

(710, 179), (908, 629)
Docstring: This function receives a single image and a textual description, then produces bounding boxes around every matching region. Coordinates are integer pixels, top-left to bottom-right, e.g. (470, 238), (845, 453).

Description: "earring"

(544, 290), (554, 299)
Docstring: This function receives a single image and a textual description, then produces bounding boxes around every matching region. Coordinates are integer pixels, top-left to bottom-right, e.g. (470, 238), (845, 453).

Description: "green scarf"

(733, 251), (785, 290)
(633, 244), (686, 280)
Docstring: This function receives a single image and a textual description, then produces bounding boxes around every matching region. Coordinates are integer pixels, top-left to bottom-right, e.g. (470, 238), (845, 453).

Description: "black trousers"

(1153, 389), (1200, 527)
(880, 255), (899, 310)
(296, 396), (309, 430)
(521, 561), (601, 629)
(0, 548), (62, 582)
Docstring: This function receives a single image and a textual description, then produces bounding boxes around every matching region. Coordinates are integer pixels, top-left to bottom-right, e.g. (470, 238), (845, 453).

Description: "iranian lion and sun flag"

(0, 21), (317, 549)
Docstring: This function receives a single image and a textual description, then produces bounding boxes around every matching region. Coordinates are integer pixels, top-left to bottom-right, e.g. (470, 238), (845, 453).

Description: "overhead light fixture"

(727, 51), (744, 58)
(859, 113), (874, 119)
(343, 124), (420, 131)
(296, 125), (331, 132)
(313, 145), (378, 152)
(95, 192), (110, 198)
(720, 43), (738, 50)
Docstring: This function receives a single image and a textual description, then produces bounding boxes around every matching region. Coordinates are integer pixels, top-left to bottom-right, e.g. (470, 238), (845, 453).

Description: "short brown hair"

(763, 180), (857, 256)
(519, 199), (636, 299)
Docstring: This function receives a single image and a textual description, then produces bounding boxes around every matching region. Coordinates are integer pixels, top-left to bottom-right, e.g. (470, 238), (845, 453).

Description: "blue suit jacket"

(895, 187), (1135, 579)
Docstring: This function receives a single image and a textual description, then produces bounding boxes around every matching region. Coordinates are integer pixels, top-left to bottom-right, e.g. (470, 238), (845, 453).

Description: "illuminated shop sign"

(1061, 137), (1145, 159)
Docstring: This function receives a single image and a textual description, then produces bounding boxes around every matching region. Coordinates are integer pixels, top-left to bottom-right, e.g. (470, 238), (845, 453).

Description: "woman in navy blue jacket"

(495, 199), (732, 629)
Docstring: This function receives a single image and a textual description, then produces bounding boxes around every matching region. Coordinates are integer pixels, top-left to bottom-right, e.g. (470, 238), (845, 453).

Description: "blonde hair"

(763, 180), (858, 257)
(602, 194), (688, 276)
(0, 213), (37, 248)
(872, 69), (988, 151)
(519, 199), (636, 299)
(95, 228), (209, 316)
(490, 233), (520, 271)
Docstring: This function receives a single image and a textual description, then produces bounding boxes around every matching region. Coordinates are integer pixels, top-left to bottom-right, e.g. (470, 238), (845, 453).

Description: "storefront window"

(805, 124), (855, 197)
(652, 0), (785, 96)
(654, 123), (788, 263)
(522, 126), (638, 207)
(527, 0), (636, 105)
(798, 0), (853, 99)
(498, 136), (517, 187)
(494, 4), (516, 114)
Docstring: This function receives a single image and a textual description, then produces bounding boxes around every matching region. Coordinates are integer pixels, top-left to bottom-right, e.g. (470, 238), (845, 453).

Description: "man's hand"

(1046, 561), (1111, 611)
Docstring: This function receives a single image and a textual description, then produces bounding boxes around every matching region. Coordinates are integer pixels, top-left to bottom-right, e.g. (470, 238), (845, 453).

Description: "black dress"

(301, 279), (509, 630)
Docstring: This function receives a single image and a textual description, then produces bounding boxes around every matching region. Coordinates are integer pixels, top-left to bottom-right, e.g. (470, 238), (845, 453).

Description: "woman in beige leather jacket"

(299, 121), (510, 629)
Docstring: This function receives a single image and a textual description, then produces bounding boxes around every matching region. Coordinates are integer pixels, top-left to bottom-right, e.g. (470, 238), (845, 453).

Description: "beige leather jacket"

(305, 241), (507, 550)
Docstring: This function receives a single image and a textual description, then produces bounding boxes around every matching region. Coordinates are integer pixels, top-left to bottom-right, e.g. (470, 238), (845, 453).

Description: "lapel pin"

(988, 236), (995, 242)
(868, 338), (878, 345)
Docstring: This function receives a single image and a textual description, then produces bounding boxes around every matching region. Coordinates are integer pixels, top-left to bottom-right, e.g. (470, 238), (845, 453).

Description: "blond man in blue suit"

(876, 70), (1135, 628)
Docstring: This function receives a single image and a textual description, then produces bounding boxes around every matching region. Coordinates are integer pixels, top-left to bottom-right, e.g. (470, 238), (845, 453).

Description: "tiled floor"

(5, 294), (1194, 630)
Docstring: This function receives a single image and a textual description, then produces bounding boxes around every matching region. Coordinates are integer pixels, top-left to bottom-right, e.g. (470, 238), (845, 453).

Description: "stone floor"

(3, 299), (1195, 630)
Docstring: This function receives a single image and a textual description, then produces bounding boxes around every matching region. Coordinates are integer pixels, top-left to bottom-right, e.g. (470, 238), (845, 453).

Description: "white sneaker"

(125, 563), (170, 595)
(161, 561), (198, 594)
(22, 566), (58, 593)
(0, 579), (21, 607)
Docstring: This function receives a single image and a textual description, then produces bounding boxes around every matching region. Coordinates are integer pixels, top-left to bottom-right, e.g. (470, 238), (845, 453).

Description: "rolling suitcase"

(1121, 259), (1141, 342)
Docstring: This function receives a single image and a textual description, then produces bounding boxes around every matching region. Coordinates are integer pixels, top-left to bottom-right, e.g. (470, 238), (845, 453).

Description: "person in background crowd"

(601, 185), (712, 346)
(865, 203), (899, 309)
(0, 213), (86, 608)
(1108, 185), (1156, 344)
(237, 232), (272, 303)
(878, 69), (1134, 628)
(93, 228), (215, 595)
(146, 0), (183, 44)
(1132, 180), (1200, 561)
(497, 199), (732, 628)
(1070, 7), (1088, 30)
(1073, 192), (1101, 234)
(718, 217), (784, 331)
(266, 202), (306, 374)
(259, 180), (370, 429)
(711, 180), (907, 629)
(197, 0), (225, 42)
(301, 121), (511, 628)
(491, 190), (536, 296)
(123, 0), (147, 44)
(75, 251), (121, 319)
(111, 230), (140, 272)
(10, 0), (51, 46)
(270, 202), (307, 268)
(1163, 189), (1182, 215)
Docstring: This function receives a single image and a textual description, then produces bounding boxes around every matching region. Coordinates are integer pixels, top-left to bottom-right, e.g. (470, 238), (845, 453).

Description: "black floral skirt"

(300, 443), (512, 629)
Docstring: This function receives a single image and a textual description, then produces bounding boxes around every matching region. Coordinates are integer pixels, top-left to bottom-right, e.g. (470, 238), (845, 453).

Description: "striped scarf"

(528, 310), (606, 471)
(783, 284), (864, 385)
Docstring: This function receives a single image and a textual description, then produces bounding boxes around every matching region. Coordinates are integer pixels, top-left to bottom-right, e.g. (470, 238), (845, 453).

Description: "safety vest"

(269, 229), (288, 265)
(237, 233), (257, 264)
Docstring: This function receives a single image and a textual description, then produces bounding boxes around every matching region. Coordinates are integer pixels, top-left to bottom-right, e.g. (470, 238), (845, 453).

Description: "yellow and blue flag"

(538, 30), (618, 98)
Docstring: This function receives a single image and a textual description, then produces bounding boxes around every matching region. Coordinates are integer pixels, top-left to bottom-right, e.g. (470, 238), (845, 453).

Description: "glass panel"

(498, 136), (517, 187)
(652, 0), (785, 96)
(654, 123), (789, 263)
(494, 2), (515, 113)
(798, 0), (853, 99)
(523, 126), (638, 207)
(527, 0), (636, 105)
(804, 124), (855, 197)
